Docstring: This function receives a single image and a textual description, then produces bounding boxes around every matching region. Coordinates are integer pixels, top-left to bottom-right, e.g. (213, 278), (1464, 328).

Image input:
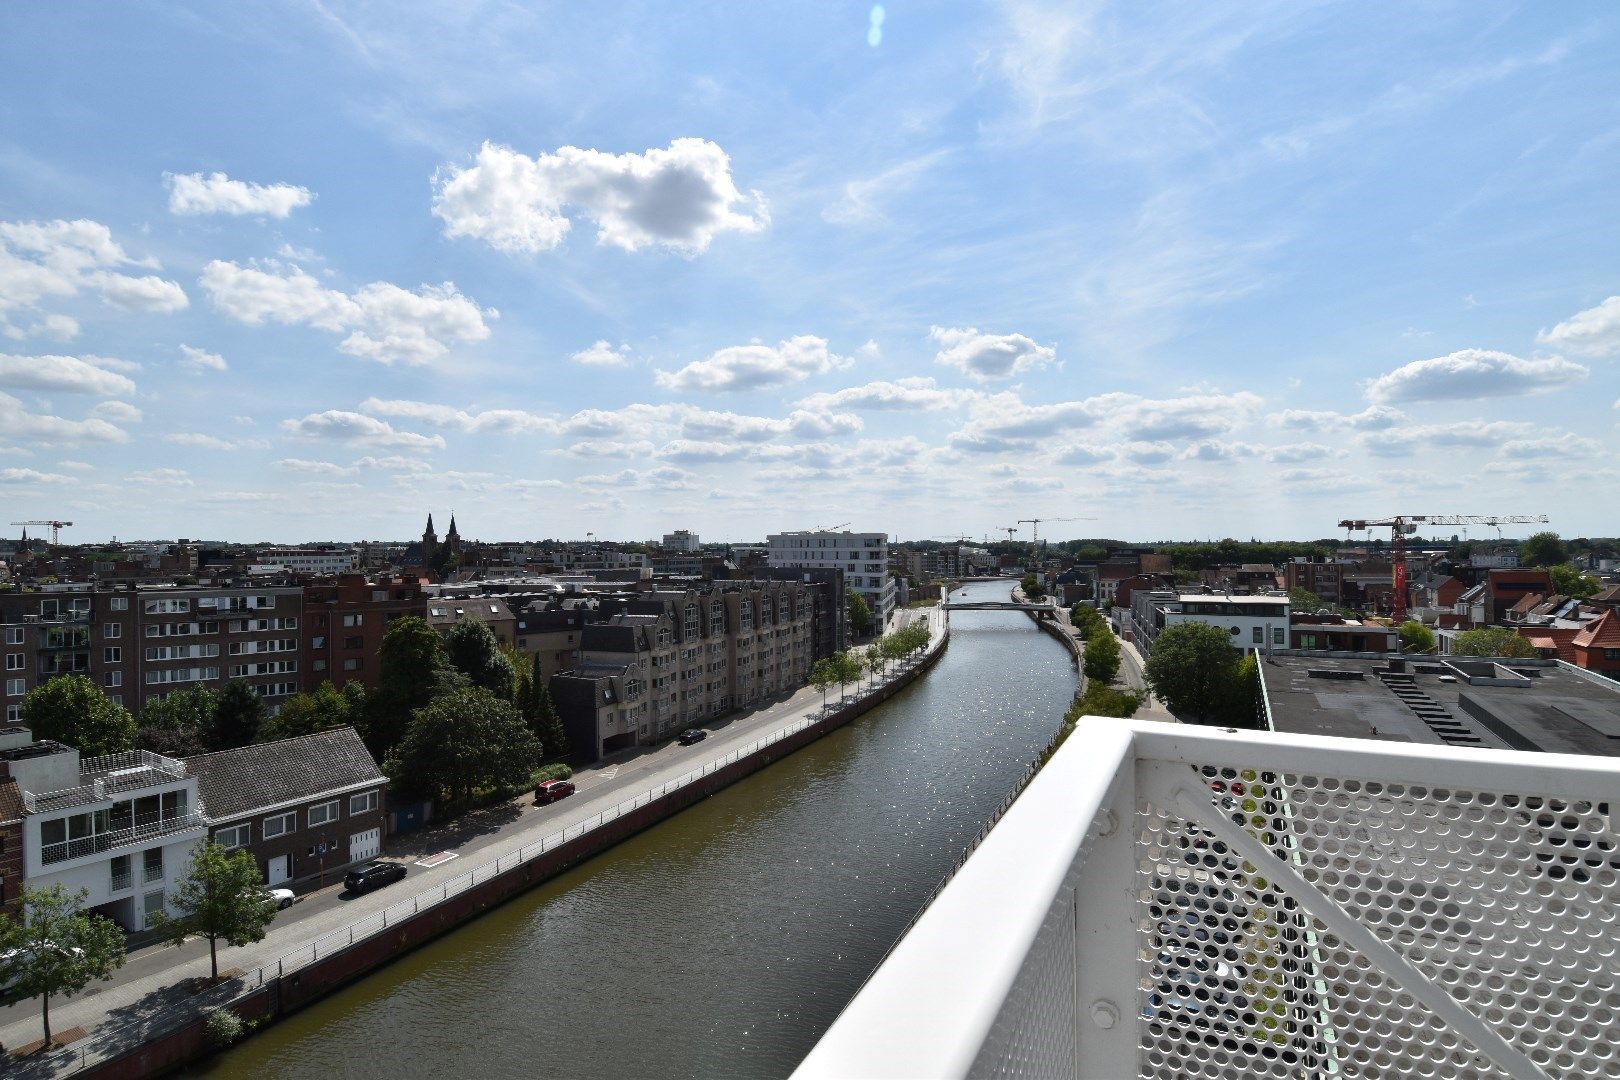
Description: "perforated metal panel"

(973, 886), (1080, 1080)
(1137, 764), (1620, 1079)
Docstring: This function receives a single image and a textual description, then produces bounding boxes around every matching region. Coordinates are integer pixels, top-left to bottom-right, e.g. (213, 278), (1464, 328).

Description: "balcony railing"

(40, 810), (206, 866)
(795, 720), (1620, 1080)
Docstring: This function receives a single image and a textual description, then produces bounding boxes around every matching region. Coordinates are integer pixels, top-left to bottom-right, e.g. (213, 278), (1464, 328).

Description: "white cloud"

(654, 336), (851, 392)
(1105, 390), (1264, 441)
(1363, 420), (1535, 457)
(164, 433), (248, 451)
(0, 218), (188, 334)
(90, 400), (142, 424)
(275, 458), (357, 476)
(655, 439), (756, 464)
(561, 438), (654, 458)
(822, 150), (950, 226)
(798, 376), (973, 412)
(931, 326), (1056, 382)
(164, 171), (314, 217)
(950, 392), (1105, 451)
(0, 391), (128, 443)
(1365, 348), (1587, 403)
(0, 353), (136, 396)
(1270, 405), (1406, 432)
(431, 138), (767, 255)
(179, 344), (227, 372)
(1263, 443), (1347, 464)
(1537, 296), (1620, 357)
(570, 340), (631, 367)
(128, 467), (194, 487)
(281, 410), (446, 450)
(199, 260), (494, 366)
(1498, 433), (1606, 459)
(358, 397), (558, 435)
(0, 467), (72, 484)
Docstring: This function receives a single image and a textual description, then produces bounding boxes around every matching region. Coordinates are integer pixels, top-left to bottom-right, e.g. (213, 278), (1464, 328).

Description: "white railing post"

(1070, 742), (1140, 1079)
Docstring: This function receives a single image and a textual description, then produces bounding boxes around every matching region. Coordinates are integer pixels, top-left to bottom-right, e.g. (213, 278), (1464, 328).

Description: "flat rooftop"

(1263, 655), (1620, 756)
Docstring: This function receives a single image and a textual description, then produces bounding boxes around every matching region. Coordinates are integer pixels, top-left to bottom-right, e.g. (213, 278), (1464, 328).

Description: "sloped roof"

(184, 726), (384, 823)
(1574, 610), (1620, 650)
(0, 778), (23, 826)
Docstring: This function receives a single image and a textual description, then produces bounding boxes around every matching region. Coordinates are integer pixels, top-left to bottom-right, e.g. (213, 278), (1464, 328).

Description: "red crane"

(1337, 514), (1548, 623)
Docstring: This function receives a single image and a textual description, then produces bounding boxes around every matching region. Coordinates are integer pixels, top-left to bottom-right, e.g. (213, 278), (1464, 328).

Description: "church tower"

(445, 513), (462, 555)
(422, 513), (438, 566)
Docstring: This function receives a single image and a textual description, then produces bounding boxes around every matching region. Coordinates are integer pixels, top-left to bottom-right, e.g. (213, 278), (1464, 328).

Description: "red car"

(535, 779), (576, 805)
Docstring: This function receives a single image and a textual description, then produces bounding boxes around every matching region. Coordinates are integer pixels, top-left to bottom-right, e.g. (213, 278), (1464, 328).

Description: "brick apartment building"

(303, 574), (425, 691)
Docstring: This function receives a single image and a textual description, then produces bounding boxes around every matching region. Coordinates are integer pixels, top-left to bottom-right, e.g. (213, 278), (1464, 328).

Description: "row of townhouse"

(552, 580), (817, 759)
(0, 724), (386, 921)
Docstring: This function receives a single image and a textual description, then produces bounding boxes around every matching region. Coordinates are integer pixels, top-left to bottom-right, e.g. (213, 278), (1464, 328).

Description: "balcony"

(796, 720), (1620, 1080)
(24, 750), (190, 813)
(40, 809), (206, 866)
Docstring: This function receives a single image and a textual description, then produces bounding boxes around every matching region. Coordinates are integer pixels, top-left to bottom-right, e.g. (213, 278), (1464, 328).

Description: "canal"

(201, 579), (1076, 1079)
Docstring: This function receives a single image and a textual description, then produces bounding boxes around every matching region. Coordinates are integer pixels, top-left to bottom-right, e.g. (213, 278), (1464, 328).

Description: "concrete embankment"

(84, 627), (951, 1080)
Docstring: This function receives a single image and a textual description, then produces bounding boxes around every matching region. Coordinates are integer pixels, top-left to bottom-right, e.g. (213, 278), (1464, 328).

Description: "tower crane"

(1016, 517), (1096, 555)
(1337, 514), (1548, 623)
(11, 520), (72, 544)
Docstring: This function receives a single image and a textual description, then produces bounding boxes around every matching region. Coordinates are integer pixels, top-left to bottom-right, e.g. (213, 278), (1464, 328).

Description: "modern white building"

(259, 548), (359, 576)
(661, 530), (701, 553)
(767, 530), (894, 634)
(1129, 590), (1290, 655)
(3, 727), (205, 930)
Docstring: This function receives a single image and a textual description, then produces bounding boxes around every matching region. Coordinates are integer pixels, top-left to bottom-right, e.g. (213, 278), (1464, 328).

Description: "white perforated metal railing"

(793, 720), (1620, 1080)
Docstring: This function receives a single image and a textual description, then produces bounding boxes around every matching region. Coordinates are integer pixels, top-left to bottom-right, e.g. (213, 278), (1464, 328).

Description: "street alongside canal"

(199, 580), (1074, 1080)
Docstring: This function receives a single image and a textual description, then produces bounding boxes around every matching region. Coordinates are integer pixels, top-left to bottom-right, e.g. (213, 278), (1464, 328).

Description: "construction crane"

(1337, 514), (1549, 622)
(1016, 517), (1096, 554)
(11, 519), (72, 544)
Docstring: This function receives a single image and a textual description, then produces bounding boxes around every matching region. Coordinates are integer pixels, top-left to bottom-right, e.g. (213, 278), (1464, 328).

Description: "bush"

(204, 1007), (244, 1049)
(532, 762), (573, 784)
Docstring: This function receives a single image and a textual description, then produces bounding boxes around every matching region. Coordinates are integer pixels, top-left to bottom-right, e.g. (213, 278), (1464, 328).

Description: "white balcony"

(795, 720), (1620, 1080)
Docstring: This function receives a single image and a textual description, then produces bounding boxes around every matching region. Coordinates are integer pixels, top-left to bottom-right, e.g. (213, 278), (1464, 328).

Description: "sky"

(1, 2), (1618, 546)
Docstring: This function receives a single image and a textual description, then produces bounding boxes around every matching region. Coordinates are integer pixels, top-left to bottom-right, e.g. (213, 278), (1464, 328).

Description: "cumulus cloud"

(0, 218), (188, 334)
(281, 410), (447, 450)
(1105, 390), (1264, 441)
(431, 138), (767, 255)
(655, 336), (851, 392)
(0, 467), (72, 485)
(952, 389), (1261, 453)
(164, 171), (314, 217)
(275, 458), (357, 476)
(1263, 443), (1347, 464)
(90, 400), (142, 424)
(128, 467), (194, 487)
(1363, 420), (1534, 457)
(655, 439), (756, 463)
(358, 396), (558, 435)
(0, 391), (128, 443)
(931, 326), (1056, 382)
(0, 353), (136, 396)
(179, 344), (227, 371)
(1365, 349), (1587, 404)
(1270, 405), (1405, 432)
(199, 260), (493, 366)
(1537, 296), (1620, 357)
(950, 392), (1105, 452)
(570, 340), (631, 367)
(164, 433), (252, 451)
(1498, 433), (1606, 459)
(798, 377), (974, 412)
(561, 438), (654, 458)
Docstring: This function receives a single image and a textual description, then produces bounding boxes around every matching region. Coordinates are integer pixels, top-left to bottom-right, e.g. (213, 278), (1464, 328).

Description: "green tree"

(1020, 573), (1046, 600)
(0, 884), (126, 1046)
(1550, 563), (1601, 600)
(1083, 631), (1121, 684)
(1221, 652), (1263, 729)
(389, 688), (542, 806)
(808, 657), (836, 707)
(1453, 626), (1538, 659)
(828, 651), (862, 700)
(156, 842), (277, 980)
(445, 618), (516, 699)
(19, 674), (136, 757)
(1520, 531), (1568, 568)
(1397, 620), (1437, 653)
(1144, 623), (1242, 724)
(257, 681), (355, 743)
(847, 590), (873, 638)
(139, 685), (218, 736)
(134, 725), (208, 757)
(517, 654), (569, 758)
(366, 616), (450, 758)
(209, 680), (265, 750)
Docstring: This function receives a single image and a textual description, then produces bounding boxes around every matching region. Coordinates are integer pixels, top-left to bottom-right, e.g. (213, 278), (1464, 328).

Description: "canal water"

(202, 580), (1076, 1079)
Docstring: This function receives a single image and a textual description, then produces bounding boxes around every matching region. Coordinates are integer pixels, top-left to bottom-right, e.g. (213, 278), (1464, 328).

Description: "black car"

(345, 861), (407, 894)
(678, 728), (708, 745)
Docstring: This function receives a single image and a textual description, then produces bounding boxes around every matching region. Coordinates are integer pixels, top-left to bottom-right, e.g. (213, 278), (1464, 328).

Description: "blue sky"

(1, 2), (1617, 544)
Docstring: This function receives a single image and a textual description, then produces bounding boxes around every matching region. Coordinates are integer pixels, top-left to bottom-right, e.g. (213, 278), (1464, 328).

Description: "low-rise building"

(185, 726), (387, 889)
(1129, 590), (1290, 656)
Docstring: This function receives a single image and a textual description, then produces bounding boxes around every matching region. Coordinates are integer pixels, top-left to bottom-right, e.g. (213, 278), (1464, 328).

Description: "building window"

(262, 812), (296, 839)
(143, 891), (167, 929)
(143, 847), (164, 883)
(4, 655), (21, 671)
(1252, 627), (1264, 644)
(104, 622), (121, 639)
(342, 658), (362, 672)
(313, 659), (328, 672)
(216, 823), (251, 849)
(5, 704), (19, 723)
(104, 646), (121, 663)
(350, 790), (379, 815)
(4, 627), (21, 645)
(105, 670), (122, 688)
(308, 800), (340, 827)
(342, 614), (363, 627)
(344, 636), (362, 650)
(1273, 627), (1285, 646)
(311, 635), (326, 649)
(110, 597), (129, 612)
(5, 678), (23, 697)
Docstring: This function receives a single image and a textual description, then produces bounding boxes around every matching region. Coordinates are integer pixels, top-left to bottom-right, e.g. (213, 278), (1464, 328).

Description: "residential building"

(424, 592), (517, 644)
(727, 566), (846, 660)
(0, 772), (22, 916)
(1129, 590), (1290, 655)
(661, 530), (701, 553)
(1, 727), (205, 929)
(767, 530), (894, 634)
(303, 573), (424, 691)
(256, 548), (359, 576)
(1572, 610), (1620, 679)
(512, 601), (590, 682)
(185, 726), (386, 889)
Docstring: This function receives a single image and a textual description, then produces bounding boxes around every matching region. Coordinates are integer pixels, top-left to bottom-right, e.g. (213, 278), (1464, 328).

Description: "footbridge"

(942, 601), (1057, 613)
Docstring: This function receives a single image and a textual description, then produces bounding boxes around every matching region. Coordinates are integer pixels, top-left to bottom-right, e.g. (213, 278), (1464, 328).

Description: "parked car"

(344, 861), (407, 894)
(0, 943), (85, 992)
(678, 728), (708, 745)
(265, 887), (295, 910)
(535, 779), (576, 805)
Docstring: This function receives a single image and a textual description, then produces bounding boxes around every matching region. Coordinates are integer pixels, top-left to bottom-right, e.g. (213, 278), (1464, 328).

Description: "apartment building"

(661, 530), (701, 552)
(555, 580), (815, 758)
(0, 726), (206, 929)
(767, 530), (893, 634)
(303, 574), (424, 691)
(256, 548), (359, 576)
(1129, 590), (1291, 656)
(1, 583), (304, 720)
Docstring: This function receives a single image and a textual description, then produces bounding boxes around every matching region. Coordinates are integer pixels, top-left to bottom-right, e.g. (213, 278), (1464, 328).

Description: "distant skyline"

(1, 3), (1617, 544)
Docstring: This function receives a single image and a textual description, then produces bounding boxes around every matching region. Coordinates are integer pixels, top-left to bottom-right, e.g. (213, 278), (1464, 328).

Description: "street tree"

(1453, 626), (1538, 659)
(389, 688), (542, 806)
(1397, 621), (1437, 653)
(808, 658), (836, 708)
(1550, 563), (1601, 600)
(1144, 623), (1242, 725)
(257, 681), (357, 743)
(0, 884), (126, 1046)
(139, 685), (218, 737)
(1520, 531), (1568, 568)
(367, 616), (450, 758)
(209, 679), (265, 750)
(1020, 573), (1045, 600)
(847, 590), (873, 638)
(830, 651), (862, 700)
(19, 674), (137, 757)
(1083, 631), (1121, 685)
(446, 618), (517, 699)
(157, 842), (277, 980)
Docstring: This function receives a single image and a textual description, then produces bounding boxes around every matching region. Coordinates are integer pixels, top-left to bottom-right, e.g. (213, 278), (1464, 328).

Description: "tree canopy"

(846, 590), (873, 637)
(1144, 623), (1243, 724)
(209, 679), (265, 750)
(1550, 563), (1601, 600)
(157, 842), (278, 980)
(388, 687), (542, 805)
(0, 884), (126, 1045)
(516, 653), (569, 757)
(446, 617), (517, 699)
(1453, 626), (1538, 659)
(20, 675), (136, 757)
(367, 615), (451, 758)
(1520, 531), (1568, 568)
(1397, 620), (1436, 654)
(258, 680), (363, 743)
(1083, 631), (1121, 685)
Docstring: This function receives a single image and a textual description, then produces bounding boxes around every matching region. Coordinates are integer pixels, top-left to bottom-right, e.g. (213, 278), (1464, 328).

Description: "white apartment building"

(2, 728), (205, 930)
(768, 530), (894, 634)
(260, 548), (359, 575)
(661, 530), (701, 553)
(1129, 590), (1291, 656)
